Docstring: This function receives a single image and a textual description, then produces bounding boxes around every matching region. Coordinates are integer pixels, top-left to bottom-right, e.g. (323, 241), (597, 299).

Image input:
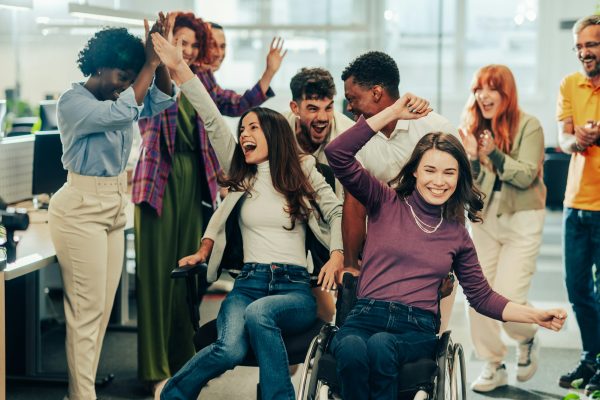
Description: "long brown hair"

(462, 64), (520, 154)
(220, 107), (316, 229)
(390, 132), (484, 224)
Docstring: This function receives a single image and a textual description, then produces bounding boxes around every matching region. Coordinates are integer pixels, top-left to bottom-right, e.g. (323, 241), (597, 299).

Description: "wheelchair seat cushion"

(314, 353), (437, 394)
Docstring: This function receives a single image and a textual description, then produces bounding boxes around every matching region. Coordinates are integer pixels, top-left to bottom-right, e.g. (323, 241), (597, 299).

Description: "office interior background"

(0, 0), (598, 145)
(0, 0), (598, 399)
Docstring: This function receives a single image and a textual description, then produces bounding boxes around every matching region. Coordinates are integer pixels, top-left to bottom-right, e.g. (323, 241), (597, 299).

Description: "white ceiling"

(0, 0), (195, 42)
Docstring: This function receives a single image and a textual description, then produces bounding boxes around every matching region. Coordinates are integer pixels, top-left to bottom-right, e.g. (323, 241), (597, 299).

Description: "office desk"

(0, 203), (134, 400)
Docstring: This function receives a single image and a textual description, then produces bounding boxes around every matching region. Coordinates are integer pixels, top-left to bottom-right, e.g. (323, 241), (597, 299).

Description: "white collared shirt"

(355, 111), (458, 185)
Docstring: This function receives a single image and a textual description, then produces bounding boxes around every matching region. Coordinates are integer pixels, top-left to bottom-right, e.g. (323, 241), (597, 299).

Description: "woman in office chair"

(459, 65), (546, 393)
(322, 99), (566, 400)
(150, 31), (344, 400)
(47, 20), (177, 400)
(132, 13), (286, 395)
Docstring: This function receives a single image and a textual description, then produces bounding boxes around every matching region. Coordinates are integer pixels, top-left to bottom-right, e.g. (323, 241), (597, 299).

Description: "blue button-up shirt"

(57, 82), (177, 177)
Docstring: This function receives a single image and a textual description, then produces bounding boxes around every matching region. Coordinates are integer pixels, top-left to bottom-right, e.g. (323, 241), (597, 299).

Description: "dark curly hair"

(341, 51), (400, 98)
(173, 13), (213, 70)
(290, 68), (336, 102)
(77, 27), (145, 77)
(390, 132), (484, 224)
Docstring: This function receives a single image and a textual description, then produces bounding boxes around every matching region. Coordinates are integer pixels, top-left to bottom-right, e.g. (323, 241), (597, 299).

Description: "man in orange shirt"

(556, 15), (600, 395)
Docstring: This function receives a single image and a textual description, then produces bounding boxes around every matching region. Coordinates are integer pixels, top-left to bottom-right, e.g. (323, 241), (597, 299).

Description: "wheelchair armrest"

(170, 263), (208, 279)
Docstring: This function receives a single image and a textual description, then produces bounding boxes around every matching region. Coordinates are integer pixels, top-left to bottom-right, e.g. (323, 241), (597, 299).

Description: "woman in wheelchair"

(322, 95), (567, 400)
(150, 31), (344, 400)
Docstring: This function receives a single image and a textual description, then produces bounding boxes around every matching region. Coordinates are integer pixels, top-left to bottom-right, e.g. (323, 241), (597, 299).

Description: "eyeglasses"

(572, 41), (600, 52)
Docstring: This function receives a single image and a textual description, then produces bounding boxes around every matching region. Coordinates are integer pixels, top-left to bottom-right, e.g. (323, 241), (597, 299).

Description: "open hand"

(144, 18), (163, 66)
(266, 37), (287, 75)
(178, 239), (213, 267)
(317, 250), (344, 291)
(151, 32), (184, 70)
(458, 128), (478, 159)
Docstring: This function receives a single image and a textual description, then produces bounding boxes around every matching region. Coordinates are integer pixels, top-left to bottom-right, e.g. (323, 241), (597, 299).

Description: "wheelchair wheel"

(452, 343), (467, 400)
(434, 337), (467, 400)
(298, 335), (320, 400)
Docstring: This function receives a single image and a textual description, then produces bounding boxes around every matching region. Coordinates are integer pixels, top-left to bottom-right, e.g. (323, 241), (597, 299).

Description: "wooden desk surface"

(3, 200), (134, 281)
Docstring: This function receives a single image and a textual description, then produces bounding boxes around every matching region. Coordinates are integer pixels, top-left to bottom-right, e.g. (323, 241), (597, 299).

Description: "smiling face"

(96, 67), (136, 101)
(344, 77), (380, 120)
(413, 148), (459, 206)
(575, 25), (600, 78)
(173, 27), (200, 67)
(291, 97), (334, 144)
(239, 112), (269, 164)
(474, 83), (502, 120)
(210, 28), (226, 71)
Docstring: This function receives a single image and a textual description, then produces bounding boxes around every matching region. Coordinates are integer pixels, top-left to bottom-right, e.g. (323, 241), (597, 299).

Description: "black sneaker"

(585, 368), (600, 396)
(558, 361), (596, 389)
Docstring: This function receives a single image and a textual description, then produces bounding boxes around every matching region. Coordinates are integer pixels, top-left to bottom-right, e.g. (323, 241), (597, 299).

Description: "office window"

(464, 0), (538, 93)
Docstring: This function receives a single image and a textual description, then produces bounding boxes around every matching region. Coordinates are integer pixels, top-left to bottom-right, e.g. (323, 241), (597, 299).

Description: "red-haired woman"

(459, 64), (547, 393)
(132, 12), (285, 393)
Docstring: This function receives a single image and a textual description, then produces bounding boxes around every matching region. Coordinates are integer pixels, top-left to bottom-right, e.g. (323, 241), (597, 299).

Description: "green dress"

(135, 94), (204, 381)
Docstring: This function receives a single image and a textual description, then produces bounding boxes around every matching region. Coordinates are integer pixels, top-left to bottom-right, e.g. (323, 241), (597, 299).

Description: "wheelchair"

(297, 273), (467, 400)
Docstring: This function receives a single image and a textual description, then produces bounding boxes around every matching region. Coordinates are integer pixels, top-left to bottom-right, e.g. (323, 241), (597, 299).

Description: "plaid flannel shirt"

(132, 69), (273, 215)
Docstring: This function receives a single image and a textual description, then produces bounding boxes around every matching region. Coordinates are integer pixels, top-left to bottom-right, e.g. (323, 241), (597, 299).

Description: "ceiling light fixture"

(68, 3), (155, 26)
(0, 0), (33, 11)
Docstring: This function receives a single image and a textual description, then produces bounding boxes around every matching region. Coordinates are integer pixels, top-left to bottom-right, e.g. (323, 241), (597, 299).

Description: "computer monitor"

(39, 100), (58, 131)
(31, 131), (67, 199)
(0, 100), (6, 135)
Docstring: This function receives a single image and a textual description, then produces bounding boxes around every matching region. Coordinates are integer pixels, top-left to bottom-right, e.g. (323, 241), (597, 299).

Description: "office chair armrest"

(170, 263), (208, 279)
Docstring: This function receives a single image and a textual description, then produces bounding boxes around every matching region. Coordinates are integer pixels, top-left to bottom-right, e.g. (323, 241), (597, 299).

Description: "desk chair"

(172, 263), (325, 398)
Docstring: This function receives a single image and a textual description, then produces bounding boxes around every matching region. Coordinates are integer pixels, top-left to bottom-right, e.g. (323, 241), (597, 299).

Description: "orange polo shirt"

(557, 72), (600, 211)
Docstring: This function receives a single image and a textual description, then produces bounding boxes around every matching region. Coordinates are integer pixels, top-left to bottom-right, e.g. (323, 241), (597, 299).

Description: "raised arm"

(258, 37), (287, 95)
(151, 31), (236, 173)
(324, 93), (431, 206)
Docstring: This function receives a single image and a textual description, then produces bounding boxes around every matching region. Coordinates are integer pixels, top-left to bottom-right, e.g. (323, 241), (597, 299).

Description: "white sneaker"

(516, 336), (539, 382)
(470, 363), (508, 392)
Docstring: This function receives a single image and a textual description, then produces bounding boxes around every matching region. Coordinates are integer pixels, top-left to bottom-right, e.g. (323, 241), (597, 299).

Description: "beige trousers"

(468, 193), (545, 363)
(48, 172), (128, 400)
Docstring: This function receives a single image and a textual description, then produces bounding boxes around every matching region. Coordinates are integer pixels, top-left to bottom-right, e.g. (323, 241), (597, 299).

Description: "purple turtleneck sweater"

(324, 116), (509, 321)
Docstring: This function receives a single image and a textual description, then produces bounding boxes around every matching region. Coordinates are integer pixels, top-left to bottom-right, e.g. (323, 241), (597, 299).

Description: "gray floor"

(6, 210), (593, 399)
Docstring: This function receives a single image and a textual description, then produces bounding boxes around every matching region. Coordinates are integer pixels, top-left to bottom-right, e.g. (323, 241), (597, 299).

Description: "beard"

(296, 123), (322, 154)
(581, 55), (600, 78)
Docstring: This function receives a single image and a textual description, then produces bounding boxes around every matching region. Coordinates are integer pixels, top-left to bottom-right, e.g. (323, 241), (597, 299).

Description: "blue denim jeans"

(331, 298), (438, 400)
(563, 207), (600, 362)
(160, 263), (316, 400)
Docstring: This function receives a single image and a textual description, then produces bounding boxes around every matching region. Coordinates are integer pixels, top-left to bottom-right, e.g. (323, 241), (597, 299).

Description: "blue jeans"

(563, 208), (600, 363)
(160, 263), (317, 400)
(331, 299), (438, 400)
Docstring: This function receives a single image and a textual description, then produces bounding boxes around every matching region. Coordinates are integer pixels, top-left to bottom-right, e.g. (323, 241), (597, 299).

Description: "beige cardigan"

(470, 111), (547, 216)
(179, 77), (343, 282)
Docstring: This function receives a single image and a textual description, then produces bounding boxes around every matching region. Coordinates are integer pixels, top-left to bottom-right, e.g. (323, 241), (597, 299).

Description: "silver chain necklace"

(404, 197), (444, 234)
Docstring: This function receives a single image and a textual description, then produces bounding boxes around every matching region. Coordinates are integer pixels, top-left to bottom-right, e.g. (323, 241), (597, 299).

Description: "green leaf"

(562, 393), (580, 400)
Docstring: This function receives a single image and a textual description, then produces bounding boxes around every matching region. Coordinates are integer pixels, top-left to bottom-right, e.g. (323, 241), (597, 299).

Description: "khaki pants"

(468, 193), (544, 363)
(48, 172), (128, 400)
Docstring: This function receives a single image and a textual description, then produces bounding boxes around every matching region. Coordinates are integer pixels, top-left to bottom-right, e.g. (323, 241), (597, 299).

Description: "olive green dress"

(135, 94), (205, 381)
